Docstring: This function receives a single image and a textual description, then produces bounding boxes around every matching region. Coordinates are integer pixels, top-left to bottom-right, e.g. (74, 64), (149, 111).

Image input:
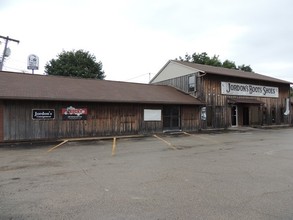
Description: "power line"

(4, 65), (28, 73)
(5, 57), (27, 64)
(125, 73), (153, 82)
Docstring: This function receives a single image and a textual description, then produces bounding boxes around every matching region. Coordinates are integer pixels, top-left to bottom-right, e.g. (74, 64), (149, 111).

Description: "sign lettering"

(221, 82), (279, 98)
(32, 109), (55, 120)
(62, 106), (87, 120)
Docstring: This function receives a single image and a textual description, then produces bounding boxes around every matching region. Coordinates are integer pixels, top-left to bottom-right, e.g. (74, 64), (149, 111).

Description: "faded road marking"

(153, 135), (177, 150)
(183, 132), (220, 144)
(47, 140), (68, 152)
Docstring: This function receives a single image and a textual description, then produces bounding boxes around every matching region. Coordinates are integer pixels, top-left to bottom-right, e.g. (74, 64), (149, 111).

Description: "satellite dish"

(4, 48), (11, 57)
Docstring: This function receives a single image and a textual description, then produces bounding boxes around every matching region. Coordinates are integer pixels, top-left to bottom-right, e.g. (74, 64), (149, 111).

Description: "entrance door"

(206, 106), (213, 127)
(243, 107), (249, 126)
(231, 105), (238, 126)
(271, 108), (276, 124)
(163, 106), (180, 130)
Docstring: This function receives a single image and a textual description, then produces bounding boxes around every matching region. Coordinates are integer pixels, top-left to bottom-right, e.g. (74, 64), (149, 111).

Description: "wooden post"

(112, 137), (117, 156)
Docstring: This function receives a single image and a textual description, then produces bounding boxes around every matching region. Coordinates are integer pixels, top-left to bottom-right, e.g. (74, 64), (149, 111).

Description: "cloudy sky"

(1, 0), (293, 83)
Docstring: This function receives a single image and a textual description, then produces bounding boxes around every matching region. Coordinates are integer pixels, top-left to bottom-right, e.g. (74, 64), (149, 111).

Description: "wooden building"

(0, 71), (203, 142)
(151, 60), (292, 129)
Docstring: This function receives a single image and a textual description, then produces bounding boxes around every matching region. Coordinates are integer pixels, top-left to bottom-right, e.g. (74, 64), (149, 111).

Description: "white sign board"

(144, 109), (161, 121)
(221, 82), (279, 98)
(27, 54), (39, 70)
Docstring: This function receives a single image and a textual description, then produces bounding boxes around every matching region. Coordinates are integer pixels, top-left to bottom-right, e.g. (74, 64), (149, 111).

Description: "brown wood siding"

(141, 105), (163, 133)
(201, 74), (291, 127)
(3, 101), (153, 141)
(290, 98), (293, 124)
(0, 101), (3, 141)
(2, 101), (200, 142)
(200, 75), (228, 128)
(154, 73), (291, 128)
(181, 106), (200, 131)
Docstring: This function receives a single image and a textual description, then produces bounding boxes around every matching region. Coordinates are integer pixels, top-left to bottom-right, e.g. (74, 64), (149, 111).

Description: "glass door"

(163, 106), (180, 130)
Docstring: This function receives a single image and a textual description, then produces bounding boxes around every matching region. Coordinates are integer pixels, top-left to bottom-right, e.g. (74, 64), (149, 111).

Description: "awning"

(227, 98), (264, 105)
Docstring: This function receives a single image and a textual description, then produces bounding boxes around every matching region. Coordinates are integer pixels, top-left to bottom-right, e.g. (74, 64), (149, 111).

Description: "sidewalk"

(202, 124), (292, 133)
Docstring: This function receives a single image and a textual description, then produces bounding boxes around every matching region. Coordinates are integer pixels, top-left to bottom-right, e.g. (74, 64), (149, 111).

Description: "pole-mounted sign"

(27, 54), (39, 74)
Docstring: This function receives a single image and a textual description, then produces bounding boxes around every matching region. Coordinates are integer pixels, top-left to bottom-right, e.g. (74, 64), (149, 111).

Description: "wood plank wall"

(201, 74), (291, 127)
(3, 101), (154, 141)
(181, 106), (200, 131)
(154, 73), (291, 128)
(291, 98), (293, 124)
(0, 101), (3, 141)
(2, 100), (200, 141)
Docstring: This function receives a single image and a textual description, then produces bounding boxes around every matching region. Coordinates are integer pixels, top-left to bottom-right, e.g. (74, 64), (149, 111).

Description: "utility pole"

(0, 35), (20, 71)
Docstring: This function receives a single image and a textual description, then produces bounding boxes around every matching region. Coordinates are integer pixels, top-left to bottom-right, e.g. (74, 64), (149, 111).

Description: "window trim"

(188, 74), (196, 92)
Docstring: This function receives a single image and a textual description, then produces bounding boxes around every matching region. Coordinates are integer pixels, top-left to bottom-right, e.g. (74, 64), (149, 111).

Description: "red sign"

(62, 106), (87, 120)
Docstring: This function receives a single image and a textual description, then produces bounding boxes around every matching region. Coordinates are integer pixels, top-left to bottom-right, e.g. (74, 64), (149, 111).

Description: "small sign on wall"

(144, 109), (161, 121)
(201, 107), (206, 121)
(32, 109), (55, 120)
(62, 106), (87, 120)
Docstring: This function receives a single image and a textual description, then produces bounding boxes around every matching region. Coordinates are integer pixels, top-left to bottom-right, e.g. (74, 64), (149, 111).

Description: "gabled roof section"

(0, 71), (203, 105)
(150, 60), (202, 83)
(151, 60), (292, 84)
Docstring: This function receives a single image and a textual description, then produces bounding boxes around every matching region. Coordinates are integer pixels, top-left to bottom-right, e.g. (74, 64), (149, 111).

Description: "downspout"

(197, 71), (207, 130)
(196, 71), (206, 100)
(284, 85), (291, 116)
(284, 98), (290, 116)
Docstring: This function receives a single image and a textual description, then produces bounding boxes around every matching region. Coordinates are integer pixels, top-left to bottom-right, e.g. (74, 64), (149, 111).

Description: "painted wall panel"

(152, 61), (198, 83)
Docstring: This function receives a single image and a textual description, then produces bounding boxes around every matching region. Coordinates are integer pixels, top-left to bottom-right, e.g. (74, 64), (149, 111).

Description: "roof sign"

(27, 54), (39, 70)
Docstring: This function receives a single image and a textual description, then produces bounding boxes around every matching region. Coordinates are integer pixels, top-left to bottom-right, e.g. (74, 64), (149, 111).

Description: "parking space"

(1, 128), (293, 220)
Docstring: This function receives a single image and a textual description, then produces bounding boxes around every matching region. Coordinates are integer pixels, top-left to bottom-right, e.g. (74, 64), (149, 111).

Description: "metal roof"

(169, 60), (292, 84)
(0, 71), (203, 105)
(227, 98), (264, 105)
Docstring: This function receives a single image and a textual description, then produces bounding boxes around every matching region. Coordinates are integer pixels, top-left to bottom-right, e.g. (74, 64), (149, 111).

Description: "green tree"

(222, 60), (236, 69)
(45, 50), (105, 79)
(238, 64), (253, 72)
(179, 53), (192, 62)
(206, 55), (222, 67)
(176, 52), (253, 72)
(192, 52), (211, 65)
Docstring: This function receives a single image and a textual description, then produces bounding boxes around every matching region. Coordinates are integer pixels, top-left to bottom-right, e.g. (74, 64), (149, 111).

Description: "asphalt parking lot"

(1, 128), (293, 220)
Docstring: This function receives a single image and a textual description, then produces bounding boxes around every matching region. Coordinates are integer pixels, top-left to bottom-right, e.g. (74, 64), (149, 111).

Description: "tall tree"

(238, 64), (253, 72)
(177, 52), (253, 72)
(45, 50), (105, 79)
(192, 52), (211, 65)
(222, 60), (237, 69)
(206, 55), (222, 67)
